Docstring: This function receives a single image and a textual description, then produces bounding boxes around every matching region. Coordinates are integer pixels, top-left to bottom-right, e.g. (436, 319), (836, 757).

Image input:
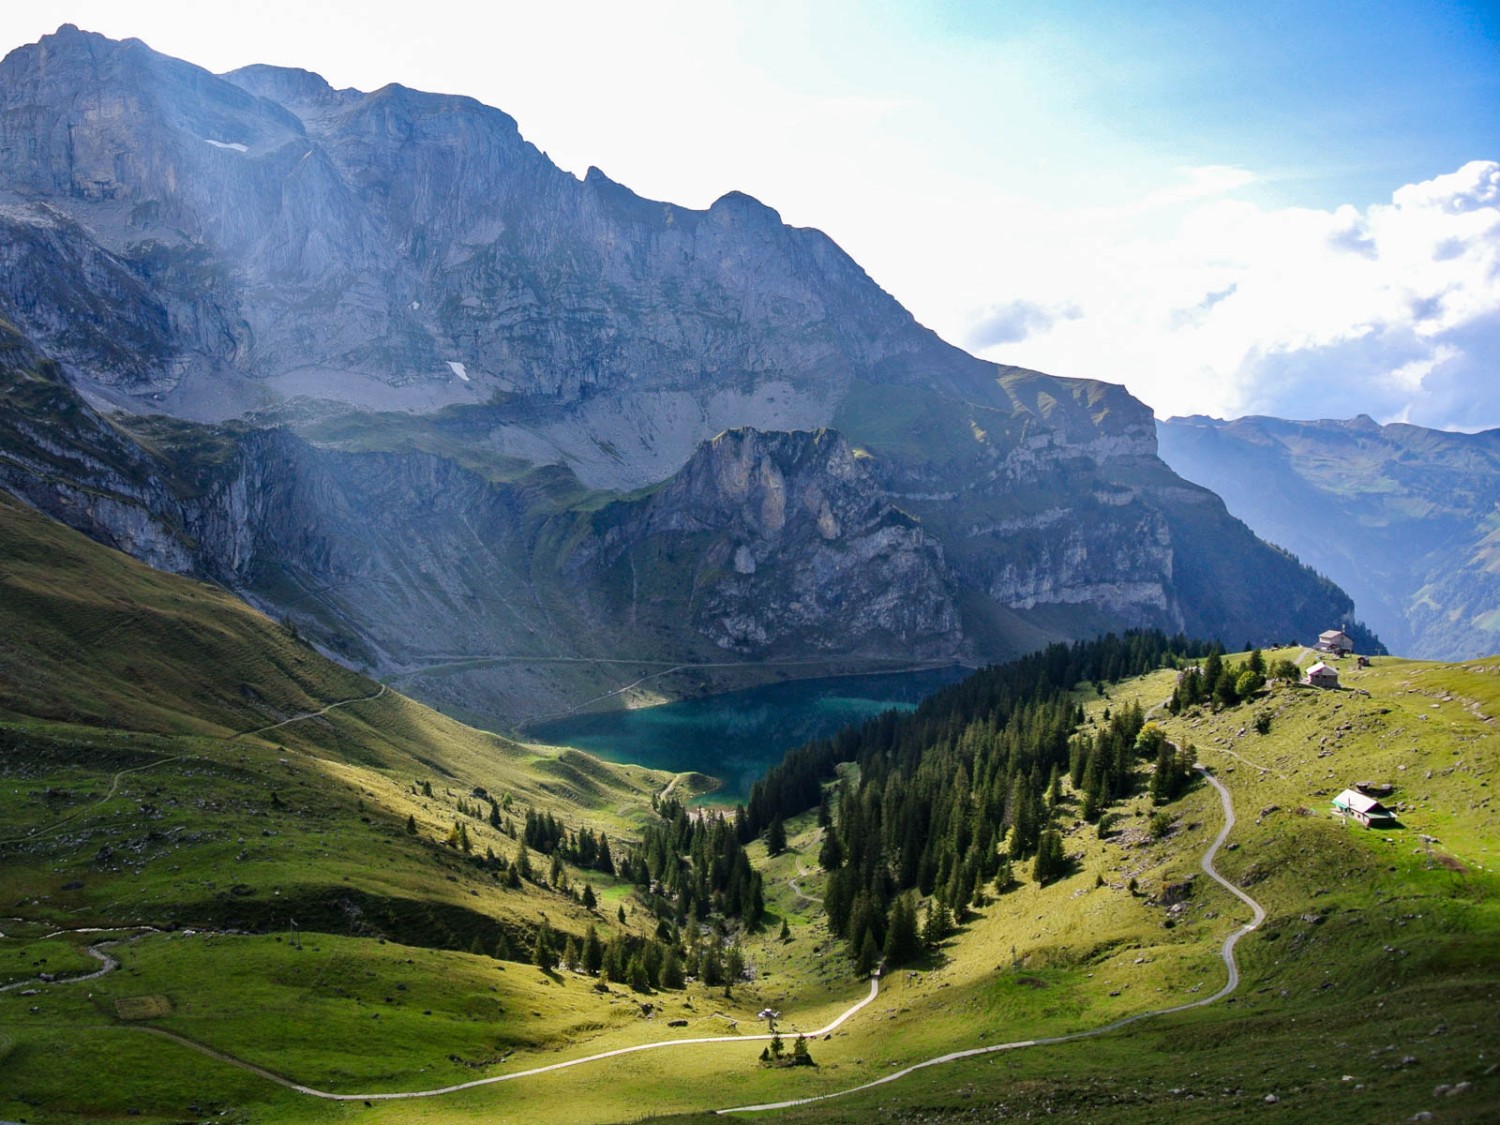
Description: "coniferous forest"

(744, 631), (1214, 967)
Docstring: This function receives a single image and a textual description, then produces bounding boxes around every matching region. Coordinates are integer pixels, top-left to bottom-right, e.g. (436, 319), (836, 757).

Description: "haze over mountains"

(1159, 413), (1500, 661)
(0, 26), (1371, 725)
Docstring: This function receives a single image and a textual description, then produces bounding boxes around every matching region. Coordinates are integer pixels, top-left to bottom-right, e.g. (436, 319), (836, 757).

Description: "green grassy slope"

(643, 651), (1500, 1124)
(2, 509), (1496, 1125)
(0, 494), (722, 1122)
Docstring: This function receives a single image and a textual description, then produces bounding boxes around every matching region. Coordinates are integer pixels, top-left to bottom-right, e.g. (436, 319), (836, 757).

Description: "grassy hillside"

(651, 649), (1500, 1123)
(0, 494), (736, 1122)
(2, 508), (1496, 1125)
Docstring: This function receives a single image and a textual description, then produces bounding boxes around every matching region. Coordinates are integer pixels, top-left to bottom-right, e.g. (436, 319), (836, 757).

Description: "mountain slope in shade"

(1158, 413), (1500, 659)
(0, 27), (1360, 720)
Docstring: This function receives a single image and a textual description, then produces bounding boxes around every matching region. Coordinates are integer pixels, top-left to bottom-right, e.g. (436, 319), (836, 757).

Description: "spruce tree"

(882, 893), (922, 966)
(818, 831), (844, 872)
(532, 921), (553, 970)
(662, 945), (685, 989)
(583, 924), (604, 975)
(766, 816), (788, 856)
(922, 898), (954, 946)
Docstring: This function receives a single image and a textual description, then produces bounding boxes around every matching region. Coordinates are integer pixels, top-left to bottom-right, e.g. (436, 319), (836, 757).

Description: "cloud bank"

(967, 161), (1500, 430)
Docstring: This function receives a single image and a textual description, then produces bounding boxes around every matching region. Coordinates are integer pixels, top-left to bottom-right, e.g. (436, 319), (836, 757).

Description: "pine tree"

(405, 814), (417, 834)
(1032, 828), (1067, 885)
(583, 924), (604, 975)
(922, 898), (954, 946)
(628, 955), (650, 993)
(882, 893), (922, 966)
(994, 856), (1014, 893)
(662, 945), (685, 989)
(581, 883), (597, 910)
(766, 816), (788, 856)
(855, 929), (881, 976)
(818, 831), (844, 872)
(532, 921), (553, 970)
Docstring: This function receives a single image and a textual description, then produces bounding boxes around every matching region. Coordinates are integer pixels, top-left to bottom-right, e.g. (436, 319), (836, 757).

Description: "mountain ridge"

(0, 26), (1363, 722)
(1158, 411), (1500, 659)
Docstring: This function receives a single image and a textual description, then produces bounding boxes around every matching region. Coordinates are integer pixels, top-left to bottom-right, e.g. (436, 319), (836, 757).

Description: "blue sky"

(917, 0), (1500, 207)
(2, 1), (1497, 427)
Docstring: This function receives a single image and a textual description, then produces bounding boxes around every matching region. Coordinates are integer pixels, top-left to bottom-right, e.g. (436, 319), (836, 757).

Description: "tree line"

(745, 631), (1213, 970)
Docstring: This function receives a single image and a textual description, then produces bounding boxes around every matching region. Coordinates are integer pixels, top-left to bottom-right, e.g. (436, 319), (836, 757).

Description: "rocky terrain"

(1159, 413), (1500, 659)
(0, 26), (1360, 724)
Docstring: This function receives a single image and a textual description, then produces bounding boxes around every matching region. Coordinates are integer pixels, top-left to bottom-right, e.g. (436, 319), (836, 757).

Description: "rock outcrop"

(0, 27), (1363, 723)
(567, 428), (960, 656)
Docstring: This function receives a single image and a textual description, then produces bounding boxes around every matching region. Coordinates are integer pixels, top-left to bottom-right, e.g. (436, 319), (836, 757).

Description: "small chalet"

(1316, 629), (1354, 656)
(1304, 661), (1340, 689)
(1333, 788), (1396, 827)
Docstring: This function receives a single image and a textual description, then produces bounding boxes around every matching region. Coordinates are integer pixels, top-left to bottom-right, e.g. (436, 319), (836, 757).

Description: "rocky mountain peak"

(0, 28), (1366, 717)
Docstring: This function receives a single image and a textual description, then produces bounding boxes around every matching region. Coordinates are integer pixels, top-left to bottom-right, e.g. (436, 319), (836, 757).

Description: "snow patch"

(205, 139), (249, 153)
(447, 361), (470, 382)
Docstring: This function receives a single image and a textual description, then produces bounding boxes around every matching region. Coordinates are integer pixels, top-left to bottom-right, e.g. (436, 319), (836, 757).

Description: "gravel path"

(716, 765), (1264, 1115)
(10, 767), (1260, 1114)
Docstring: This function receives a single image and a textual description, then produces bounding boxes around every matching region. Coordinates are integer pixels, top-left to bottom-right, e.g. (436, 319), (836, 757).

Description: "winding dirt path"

(14, 764), (1259, 1114)
(0, 757), (185, 847)
(0, 686), (388, 849)
(715, 765), (1264, 1115)
(131, 975), (883, 1103)
(233, 684), (388, 740)
(0, 940), (119, 993)
(786, 864), (817, 910)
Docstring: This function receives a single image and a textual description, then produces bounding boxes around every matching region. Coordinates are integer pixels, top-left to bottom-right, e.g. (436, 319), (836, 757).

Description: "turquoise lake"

(528, 667), (968, 804)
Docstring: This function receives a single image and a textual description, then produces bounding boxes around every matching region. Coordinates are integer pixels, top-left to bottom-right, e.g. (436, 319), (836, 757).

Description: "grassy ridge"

(0, 495), (726, 1122)
(1, 497), (1496, 1124)
(649, 653), (1500, 1123)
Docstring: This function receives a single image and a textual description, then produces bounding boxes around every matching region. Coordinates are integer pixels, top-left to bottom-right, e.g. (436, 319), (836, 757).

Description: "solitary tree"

(532, 921), (554, 970)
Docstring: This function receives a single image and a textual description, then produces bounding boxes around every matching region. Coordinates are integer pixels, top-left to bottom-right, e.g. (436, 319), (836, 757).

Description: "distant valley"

(1159, 413), (1500, 661)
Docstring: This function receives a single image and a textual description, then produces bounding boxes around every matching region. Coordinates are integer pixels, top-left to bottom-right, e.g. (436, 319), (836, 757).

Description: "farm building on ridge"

(1304, 661), (1340, 689)
(1333, 788), (1396, 827)
(1316, 629), (1354, 655)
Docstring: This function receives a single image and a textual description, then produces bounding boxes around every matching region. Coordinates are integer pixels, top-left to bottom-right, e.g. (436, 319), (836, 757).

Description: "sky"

(1, 1), (1497, 428)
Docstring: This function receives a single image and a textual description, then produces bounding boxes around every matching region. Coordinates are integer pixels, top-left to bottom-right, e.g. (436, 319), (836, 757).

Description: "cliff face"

(0, 26), (980, 426)
(567, 429), (961, 657)
(0, 27), (1364, 722)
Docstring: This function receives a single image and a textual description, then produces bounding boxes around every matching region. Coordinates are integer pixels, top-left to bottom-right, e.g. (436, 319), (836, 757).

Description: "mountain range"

(0, 26), (1359, 726)
(1158, 413), (1500, 661)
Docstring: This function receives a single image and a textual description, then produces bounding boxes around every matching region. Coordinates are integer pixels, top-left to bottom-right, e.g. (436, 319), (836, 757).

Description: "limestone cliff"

(566, 429), (960, 657)
(0, 27), (1363, 723)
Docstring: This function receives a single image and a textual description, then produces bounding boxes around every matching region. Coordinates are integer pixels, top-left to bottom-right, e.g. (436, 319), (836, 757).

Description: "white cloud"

(965, 161), (1500, 430)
